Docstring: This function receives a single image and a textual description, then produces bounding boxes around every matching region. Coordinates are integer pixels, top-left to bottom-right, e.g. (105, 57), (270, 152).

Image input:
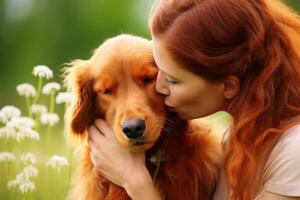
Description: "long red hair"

(150, 0), (300, 199)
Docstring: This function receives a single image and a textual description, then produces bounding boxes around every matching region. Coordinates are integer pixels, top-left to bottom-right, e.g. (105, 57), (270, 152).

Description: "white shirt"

(213, 124), (300, 199)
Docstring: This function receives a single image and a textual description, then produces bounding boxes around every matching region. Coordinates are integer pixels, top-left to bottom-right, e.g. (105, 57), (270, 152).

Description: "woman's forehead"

(153, 39), (194, 81)
(153, 39), (182, 75)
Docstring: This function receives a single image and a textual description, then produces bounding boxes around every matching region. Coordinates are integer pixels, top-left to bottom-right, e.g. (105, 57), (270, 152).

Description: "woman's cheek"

(167, 88), (180, 106)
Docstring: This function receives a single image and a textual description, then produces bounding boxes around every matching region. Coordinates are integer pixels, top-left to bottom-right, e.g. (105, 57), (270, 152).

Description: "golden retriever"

(65, 34), (221, 200)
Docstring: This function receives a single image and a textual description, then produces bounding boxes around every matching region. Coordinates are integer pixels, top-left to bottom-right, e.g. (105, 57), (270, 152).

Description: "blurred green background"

(0, 0), (153, 107)
(0, 0), (300, 106)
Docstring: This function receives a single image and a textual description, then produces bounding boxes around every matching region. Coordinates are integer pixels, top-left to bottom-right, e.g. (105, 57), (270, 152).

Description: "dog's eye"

(143, 76), (155, 84)
(103, 88), (112, 95)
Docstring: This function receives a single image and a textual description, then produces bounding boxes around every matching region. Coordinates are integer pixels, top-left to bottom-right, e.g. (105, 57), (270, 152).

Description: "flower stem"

(25, 138), (29, 153)
(32, 77), (43, 105)
(49, 91), (55, 113)
(66, 149), (73, 191)
(5, 162), (9, 185)
(34, 114), (40, 130)
(46, 125), (52, 154)
(25, 96), (31, 117)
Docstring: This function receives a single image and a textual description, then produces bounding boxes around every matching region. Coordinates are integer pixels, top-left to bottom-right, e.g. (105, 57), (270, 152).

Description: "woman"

(87, 0), (300, 199)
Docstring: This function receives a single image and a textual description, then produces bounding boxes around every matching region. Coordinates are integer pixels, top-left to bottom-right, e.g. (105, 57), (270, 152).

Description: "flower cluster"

(1, 64), (72, 196)
(7, 164), (38, 193)
(56, 92), (75, 104)
(4, 116), (40, 142)
(33, 65), (53, 79)
(31, 104), (47, 115)
(0, 152), (16, 162)
(40, 113), (60, 126)
(42, 82), (61, 95)
(20, 152), (37, 164)
(0, 106), (21, 124)
(16, 83), (36, 98)
(47, 155), (69, 172)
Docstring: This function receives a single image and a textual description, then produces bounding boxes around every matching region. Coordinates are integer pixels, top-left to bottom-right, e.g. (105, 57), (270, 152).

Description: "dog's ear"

(64, 59), (95, 137)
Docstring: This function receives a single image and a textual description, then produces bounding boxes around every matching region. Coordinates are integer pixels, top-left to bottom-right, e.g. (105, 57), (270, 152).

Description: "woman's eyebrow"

(165, 72), (179, 80)
(159, 68), (178, 80)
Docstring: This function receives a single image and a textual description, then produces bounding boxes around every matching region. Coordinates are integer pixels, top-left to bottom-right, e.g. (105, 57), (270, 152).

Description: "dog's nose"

(122, 118), (146, 139)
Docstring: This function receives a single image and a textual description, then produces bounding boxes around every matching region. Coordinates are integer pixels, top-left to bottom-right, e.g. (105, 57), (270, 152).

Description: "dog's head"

(65, 34), (166, 151)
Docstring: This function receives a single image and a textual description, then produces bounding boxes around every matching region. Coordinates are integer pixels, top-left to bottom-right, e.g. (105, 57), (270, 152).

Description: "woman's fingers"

(94, 118), (114, 138)
(86, 118), (151, 190)
(88, 124), (104, 145)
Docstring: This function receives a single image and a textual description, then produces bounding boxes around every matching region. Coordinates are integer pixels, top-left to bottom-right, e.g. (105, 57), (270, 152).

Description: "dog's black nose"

(122, 118), (146, 139)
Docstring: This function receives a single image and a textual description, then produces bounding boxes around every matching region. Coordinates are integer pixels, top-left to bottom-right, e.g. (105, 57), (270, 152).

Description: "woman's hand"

(88, 118), (162, 200)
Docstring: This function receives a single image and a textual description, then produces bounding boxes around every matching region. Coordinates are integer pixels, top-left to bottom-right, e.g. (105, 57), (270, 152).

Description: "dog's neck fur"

(145, 113), (188, 177)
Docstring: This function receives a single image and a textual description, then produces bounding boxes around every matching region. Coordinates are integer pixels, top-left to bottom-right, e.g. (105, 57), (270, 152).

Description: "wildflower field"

(0, 65), (75, 200)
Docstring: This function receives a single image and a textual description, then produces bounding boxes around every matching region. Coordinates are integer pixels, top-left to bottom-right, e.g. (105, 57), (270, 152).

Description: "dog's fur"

(65, 34), (221, 200)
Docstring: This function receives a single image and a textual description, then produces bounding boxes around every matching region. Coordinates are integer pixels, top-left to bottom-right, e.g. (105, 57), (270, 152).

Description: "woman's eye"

(166, 78), (178, 85)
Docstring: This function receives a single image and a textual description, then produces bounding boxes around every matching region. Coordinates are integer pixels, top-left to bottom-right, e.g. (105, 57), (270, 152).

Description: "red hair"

(150, 0), (300, 199)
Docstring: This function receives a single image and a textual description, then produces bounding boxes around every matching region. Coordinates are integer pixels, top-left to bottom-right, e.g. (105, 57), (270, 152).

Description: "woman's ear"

(64, 60), (95, 137)
(220, 75), (240, 99)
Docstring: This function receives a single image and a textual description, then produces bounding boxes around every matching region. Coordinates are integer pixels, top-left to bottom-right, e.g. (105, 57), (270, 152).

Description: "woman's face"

(153, 38), (227, 120)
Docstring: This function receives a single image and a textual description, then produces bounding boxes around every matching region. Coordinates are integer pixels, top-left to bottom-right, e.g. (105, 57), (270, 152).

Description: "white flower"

(8, 173), (27, 190)
(7, 179), (19, 189)
(47, 155), (69, 172)
(7, 166), (38, 192)
(8, 166), (37, 184)
(16, 83), (36, 97)
(0, 106), (21, 124)
(0, 152), (16, 162)
(31, 104), (47, 115)
(40, 113), (59, 126)
(5, 117), (37, 141)
(16, 173), (28, 183)
(33, 65), (53, 79)
(16, 127), (40, 142)
(19, 181), (35, 193)
(42, 82), (61, 95)
(6, 117), (35, 129)
(20, 153), (37, 164)
(22, 165), (38, 180)
(5, 126), (16, 139)
(7, 170), (38, 193)
(56, 92), (75, 104)
(0, 127), (7, 139)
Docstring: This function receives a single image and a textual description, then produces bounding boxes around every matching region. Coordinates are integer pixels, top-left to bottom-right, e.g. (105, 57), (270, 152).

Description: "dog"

(65, 34), (221, 200)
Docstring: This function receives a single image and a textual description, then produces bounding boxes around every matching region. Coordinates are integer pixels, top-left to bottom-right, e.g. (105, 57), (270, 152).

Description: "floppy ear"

(64, 59), (95, 137)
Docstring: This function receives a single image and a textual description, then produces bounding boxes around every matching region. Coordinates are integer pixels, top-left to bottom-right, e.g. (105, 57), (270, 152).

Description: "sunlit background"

(0, 0), (299, 199)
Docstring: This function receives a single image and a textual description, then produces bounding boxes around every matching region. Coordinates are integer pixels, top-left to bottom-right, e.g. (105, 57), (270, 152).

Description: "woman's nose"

(156, 71), (170, 96)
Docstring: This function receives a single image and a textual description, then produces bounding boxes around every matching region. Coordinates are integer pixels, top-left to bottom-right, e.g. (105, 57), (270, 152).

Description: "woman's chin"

(166, 106), (200, 120)
(176, 111), (201, 120)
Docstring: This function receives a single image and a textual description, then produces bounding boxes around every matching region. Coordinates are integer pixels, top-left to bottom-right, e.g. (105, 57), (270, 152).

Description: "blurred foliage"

(0, 0), (152, 107)
(0, 0), (299, 106)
